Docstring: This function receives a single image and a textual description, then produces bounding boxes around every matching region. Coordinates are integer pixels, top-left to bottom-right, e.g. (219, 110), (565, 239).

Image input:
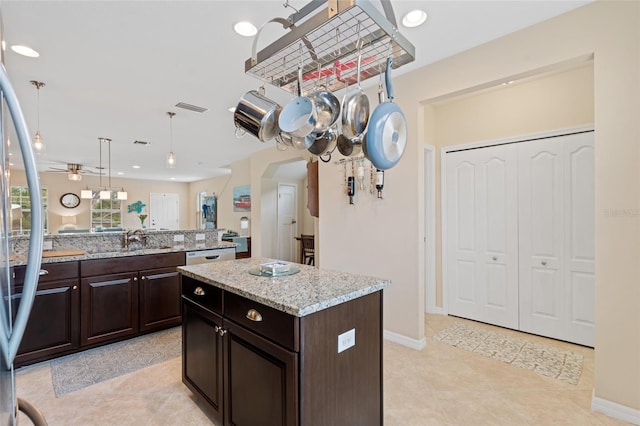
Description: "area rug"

(51, 326), (181, 397)
(432, 322), (583, 385)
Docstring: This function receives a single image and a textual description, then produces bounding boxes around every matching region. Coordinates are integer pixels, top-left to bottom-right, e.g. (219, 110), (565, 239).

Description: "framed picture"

(233, 185), (251, 212)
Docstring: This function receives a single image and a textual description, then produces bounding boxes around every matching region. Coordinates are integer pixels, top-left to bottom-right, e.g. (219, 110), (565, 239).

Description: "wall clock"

(60, 192), (80, 209)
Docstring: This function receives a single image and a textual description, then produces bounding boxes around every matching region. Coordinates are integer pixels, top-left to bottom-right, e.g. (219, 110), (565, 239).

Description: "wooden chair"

(300, 234), (315, 266)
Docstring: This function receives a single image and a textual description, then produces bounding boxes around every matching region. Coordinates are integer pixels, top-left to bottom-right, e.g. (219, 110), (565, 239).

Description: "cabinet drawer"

(224, 292), (299, 352)
(182, 276), (222, 314)
(81, 252), (185, 277)
(14, 261), (78, 284)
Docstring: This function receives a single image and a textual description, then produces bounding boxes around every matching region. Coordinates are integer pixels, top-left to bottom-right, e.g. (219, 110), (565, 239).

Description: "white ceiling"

(2, 0), (590, 183)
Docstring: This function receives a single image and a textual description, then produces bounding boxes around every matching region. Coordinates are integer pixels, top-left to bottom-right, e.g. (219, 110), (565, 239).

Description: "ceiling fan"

(47, 163), (102, 181)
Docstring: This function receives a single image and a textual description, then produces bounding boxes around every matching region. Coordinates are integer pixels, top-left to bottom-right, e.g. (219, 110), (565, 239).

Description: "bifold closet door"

(446, 145), (519, 329)
(518, 132), (594, 346)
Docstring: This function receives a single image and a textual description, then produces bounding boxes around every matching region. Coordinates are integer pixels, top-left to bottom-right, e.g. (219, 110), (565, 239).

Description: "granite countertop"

(178, 257), (390, 317)
(10, 242), (237, 266)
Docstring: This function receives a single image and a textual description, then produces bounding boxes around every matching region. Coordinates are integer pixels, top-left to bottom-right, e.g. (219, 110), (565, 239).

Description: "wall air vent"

(175, 102), (208, 113)
(133, 140), (152, 146)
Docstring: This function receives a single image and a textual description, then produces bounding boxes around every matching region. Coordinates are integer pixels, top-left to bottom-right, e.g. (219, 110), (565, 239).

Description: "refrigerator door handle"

(0, 62), (44, 366)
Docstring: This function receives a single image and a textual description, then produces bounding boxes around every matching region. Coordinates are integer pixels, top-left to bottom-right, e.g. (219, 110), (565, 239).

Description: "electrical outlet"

(337, 328), (355, 353)
(43, 240), (53, 250)
(173, 234), (185, 242)
(195, 233), (205, 241)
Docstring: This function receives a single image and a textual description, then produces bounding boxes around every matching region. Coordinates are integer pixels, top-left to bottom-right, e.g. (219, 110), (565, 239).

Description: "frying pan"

(364, 57), (407, 170)
(279, 66), (317, 138)
(341, 46), (369, 139)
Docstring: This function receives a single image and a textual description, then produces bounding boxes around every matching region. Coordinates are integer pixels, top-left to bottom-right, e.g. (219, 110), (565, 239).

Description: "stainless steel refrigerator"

(0, 7), (46, 425)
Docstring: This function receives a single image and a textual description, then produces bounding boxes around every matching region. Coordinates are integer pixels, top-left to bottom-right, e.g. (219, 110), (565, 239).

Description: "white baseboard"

(592, 393), (640, 425)
(383, 329), (426, 350)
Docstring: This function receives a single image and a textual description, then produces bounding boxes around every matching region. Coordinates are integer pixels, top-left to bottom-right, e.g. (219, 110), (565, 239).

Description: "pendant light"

(81, 137), (128, 200)
(30, 80), (45, 153)
(166, 111), (176, 169)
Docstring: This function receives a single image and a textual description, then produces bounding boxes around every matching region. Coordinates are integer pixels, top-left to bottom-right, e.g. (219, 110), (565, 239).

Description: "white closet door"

(150, 193), (180, 230)
(518, 132), (594, 345)
(446, 145), (519, 329)
(564, 133), (595, 346)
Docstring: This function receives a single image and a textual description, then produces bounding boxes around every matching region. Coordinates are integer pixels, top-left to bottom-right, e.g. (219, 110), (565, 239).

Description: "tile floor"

(15, 314), (629, 425)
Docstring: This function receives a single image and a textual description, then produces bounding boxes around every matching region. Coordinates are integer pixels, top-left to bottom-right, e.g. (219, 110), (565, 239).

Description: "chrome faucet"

(123, 229), (147, 249)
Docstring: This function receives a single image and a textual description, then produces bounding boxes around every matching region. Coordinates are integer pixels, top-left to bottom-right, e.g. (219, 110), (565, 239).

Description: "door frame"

(440, 125), (594, 316)
(277, 182), (298, 262)
(424, 145), (439, 313)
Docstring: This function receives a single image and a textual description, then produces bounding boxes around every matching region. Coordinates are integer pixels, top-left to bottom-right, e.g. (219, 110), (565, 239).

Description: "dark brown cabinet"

(14, 262), (80, 366)
(80, 252), (185, 347)
(181, 274), (382, 426)
(80, 272), (139, 346)
(182, 295), (224, 424)
(139, 267), (181, 332)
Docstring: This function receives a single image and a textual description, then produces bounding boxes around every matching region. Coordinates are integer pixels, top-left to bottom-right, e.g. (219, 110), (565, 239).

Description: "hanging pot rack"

(245, 0), (416, 95)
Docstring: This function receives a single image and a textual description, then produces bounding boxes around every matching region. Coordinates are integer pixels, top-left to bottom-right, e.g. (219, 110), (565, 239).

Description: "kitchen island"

(178, 257), (390, 426)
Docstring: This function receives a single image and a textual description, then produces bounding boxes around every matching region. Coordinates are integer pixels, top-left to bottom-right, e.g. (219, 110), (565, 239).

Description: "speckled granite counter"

(178, 257), (390, 317)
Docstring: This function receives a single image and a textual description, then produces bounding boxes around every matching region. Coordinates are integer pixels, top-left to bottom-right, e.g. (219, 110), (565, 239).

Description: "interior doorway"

(277, 183), (297, 262)
(149, 193), (179, 230)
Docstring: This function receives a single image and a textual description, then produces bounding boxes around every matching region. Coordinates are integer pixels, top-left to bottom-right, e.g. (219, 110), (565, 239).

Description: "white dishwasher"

(185, 247), (236, 265)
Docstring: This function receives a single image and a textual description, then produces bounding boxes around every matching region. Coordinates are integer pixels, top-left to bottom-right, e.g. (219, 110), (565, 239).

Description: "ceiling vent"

(133, 140), (151, 146)
(175, 102), (208, 113)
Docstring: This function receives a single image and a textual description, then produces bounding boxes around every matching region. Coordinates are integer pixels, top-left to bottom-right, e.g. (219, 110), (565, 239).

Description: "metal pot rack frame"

(245, 0), (416, 95)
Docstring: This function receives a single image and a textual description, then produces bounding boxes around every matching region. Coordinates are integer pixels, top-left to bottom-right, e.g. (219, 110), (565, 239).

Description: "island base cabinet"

(80, 272), (139, 346)
(182, 300), (224, 425)
(224, 320), (298, 426)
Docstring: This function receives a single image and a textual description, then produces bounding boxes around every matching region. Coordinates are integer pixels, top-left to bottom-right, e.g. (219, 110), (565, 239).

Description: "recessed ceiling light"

(401, 10), (427, 28)
(233, 21), (257, 37)
(132, 165), (141, 169)
(117, 171), (124, 175)
(170, 177), (176, 181)
(11, 45), (39, 58)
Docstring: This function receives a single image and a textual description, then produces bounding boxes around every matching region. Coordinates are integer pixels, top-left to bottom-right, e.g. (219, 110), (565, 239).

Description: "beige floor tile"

(14, 314), (630, 426)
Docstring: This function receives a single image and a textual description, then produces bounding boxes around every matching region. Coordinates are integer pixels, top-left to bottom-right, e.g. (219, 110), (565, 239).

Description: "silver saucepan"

(234, 87), (281, 142)
(279, 66), (317, 138)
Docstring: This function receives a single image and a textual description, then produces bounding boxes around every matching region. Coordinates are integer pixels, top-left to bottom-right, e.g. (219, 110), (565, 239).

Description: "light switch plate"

(337, 328), (355, 353)
(173, 234), (185, 242)
(43, 240), (53, 250)
(195, 233), (205, 241)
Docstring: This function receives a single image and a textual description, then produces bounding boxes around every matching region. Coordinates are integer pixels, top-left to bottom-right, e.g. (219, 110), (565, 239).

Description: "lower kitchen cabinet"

(14, 262), (80, 366)
(182, 297), (224, 424)
(224, 320), (297, 426)
(80, 272), (139, 346)
(139, 267), (182, 332)
(181, 274), (381, 426)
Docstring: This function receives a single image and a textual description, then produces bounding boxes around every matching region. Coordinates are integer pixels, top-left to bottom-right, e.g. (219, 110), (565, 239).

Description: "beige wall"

(430, 64), (595, 307)
(11, 169), (190, 233)
(319, 0), (639, 411)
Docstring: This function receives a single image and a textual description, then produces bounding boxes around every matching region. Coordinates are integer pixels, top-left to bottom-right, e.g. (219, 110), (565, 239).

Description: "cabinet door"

(15, 279), (80, 366)
(80, 272), (139, 346)
(224, 319), (298, 426)
(182, 300), (224, 425)
(139, 267), (181, 332)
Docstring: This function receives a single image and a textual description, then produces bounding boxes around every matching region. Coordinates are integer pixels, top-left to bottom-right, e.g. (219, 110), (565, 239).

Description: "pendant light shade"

(166, 111), (176, 169)
(30, 80), (46, 153)
(67, 172), (82, 181)
(80, 189), (93, 199)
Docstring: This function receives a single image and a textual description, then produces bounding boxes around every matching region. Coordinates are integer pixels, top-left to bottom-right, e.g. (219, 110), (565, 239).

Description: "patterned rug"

(51, 326), (181, 397)
(432, 322), (583, 385)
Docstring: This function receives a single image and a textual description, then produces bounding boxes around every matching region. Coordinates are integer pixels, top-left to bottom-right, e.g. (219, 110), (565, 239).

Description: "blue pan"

(364, 57), (407, 170)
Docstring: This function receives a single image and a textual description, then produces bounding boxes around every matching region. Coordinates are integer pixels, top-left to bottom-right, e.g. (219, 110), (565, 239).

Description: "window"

(90, 191), (123, 230)
(10, 185), (49, 235)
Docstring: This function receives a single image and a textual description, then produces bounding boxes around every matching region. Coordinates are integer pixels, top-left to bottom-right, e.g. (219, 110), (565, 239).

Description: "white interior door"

(518, 133), (594, 345)
(446, 144), (519, 329)
(277, 184), (297, 262)
(149, 193), (179, 230)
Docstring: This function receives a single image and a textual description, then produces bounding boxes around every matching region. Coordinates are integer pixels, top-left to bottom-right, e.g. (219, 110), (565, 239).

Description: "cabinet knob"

(39, 269), (49, 276)
(72, 285), (78, 290)
(541, 261), (547, 266)
(246, 309), (263, 322)
(492, 256), (497, 261)
(194, 287), (206, 296)
(141, 276), (146, 280)
(133, 277), (138, 282)
(218, 328), (228, 337)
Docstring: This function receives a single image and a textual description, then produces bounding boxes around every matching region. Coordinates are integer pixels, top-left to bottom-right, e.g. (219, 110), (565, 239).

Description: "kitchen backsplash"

(11, 229), (223, 256)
